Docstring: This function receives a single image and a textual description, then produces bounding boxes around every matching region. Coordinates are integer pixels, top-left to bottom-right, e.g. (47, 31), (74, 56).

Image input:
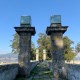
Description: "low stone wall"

(65, 60), (80, 64)
(30, 61), (38, 72)
(46, 61), (80, 80)
(0, 61), (38, 80)
(67, 64), (80, 80)
(0, 64), (18, 80)
(45, 61), (52, 71)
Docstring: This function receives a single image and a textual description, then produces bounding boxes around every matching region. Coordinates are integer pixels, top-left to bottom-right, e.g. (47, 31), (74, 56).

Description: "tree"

(37, 33), (51, 60)
(10, 33), (36, 60)
(10, 33), (19, 54)
(31, 42), (36, 60)
(37, 33), (76, 61)
(63, 36), (75, 61)
(75, 42), (80, 53)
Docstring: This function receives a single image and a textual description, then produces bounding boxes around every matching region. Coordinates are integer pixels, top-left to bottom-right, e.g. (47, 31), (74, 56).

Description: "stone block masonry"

(14, 16), (36, 77)
(0, 64), (18, 80)
(67, 64), (80, 80)
(46, 15), (68, 79)
(15, 61), (38, 80)
(47, 61), (80, 80)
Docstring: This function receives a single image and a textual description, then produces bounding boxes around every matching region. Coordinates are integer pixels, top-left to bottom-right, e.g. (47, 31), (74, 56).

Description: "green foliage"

(11, 32), (76, 61)
(37, 33), (75, 61)
(65, 52), (76, 62)
(63, 36), (75, 61)
(37, 33), (51, 60)
(10, 33), (36, 60)
(75, 42), (80, 53)
(31, 42), (36, 60)
(10, 33), (19, 54)
(63, 36), (74, 54)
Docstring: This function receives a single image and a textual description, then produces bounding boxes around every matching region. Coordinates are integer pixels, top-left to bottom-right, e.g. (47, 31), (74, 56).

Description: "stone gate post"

(14, 16), (36, 77)
(36, 49), (39, 61)
(46, 15), (68, 79)
(43, 49), (46, 60)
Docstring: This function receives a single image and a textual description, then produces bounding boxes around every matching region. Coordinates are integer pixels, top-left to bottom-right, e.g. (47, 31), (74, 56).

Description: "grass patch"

(30, 64), (40, 79)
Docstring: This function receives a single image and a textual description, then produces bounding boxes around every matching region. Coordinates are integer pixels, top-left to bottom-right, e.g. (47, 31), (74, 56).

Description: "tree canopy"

(10, 33), (36, 60)
(63, 36), (76, 61)
(37, 33), (76, 61)
(75, 42), (80, 53)
(37, 33), (51, 59)
(10, 33), (19, 54)
(11, 33), (76, 61)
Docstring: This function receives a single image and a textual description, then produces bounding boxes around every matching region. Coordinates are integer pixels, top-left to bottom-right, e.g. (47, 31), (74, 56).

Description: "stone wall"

(67, 64), (80, 80)
(0, 61), (38, 80)
(0, 64), (18, 80)
(65, 60), (80, 64)
(30, 61), (38, 71)
(46, 61), (53, 71)
(46, 61), (80, 80)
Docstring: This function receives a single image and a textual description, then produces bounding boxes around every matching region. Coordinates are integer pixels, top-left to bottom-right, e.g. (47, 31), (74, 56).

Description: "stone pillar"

(14, 16), (36, 77)
(36, 49), (39, 61)
(43, 49), (46, 60)
(46, 15), (68, 79)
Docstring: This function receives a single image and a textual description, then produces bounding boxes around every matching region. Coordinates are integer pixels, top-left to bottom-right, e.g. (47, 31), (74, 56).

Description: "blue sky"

(0, 0), (80, 54)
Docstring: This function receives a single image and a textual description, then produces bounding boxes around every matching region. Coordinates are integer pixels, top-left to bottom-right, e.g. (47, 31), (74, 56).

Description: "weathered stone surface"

(46, 15), (68, 79)
(20, 16), (31, 25)
(36, 53), (39, 61)
(47, 62), (80, 80)
(43, 53), (46, 60)
(14, 27), (35, 35)
(43, 49), (46, 60)
(67, 64), (80, 80)
(14, 16), (36, 77)
(14, 29), (35, 77)
(0, 64), (18, 80)
(36, 49), (39, 61)
(18, 34), (31, 76)
(50, 15), (61, 24)
(46, 27), (68, 35)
